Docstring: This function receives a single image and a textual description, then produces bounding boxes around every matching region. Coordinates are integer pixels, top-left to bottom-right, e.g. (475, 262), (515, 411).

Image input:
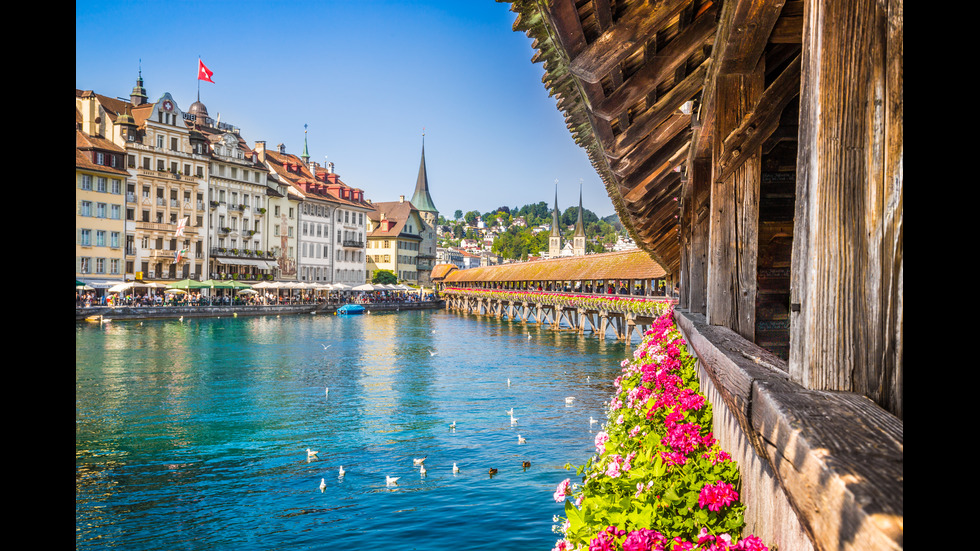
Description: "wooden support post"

(791, 0), (903, 418)
(707, 64), (764, 341)
(688, 158), (711, 314)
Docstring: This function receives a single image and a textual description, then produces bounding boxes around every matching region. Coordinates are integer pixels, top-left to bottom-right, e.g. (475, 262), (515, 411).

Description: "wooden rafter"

(593, 3), (718, 121)
(567, 0), (691, 83)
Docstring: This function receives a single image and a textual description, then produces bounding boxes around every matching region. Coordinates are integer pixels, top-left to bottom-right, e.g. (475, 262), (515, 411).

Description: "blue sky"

(76, 0), (617, 219)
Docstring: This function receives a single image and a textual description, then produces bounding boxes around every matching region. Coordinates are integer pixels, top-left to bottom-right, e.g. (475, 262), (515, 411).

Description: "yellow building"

(75, 129), (128, 287)
(366, 197), (427, 284)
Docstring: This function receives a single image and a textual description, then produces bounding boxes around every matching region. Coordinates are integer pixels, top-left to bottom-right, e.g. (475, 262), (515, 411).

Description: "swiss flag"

(198, 59), (214, 83)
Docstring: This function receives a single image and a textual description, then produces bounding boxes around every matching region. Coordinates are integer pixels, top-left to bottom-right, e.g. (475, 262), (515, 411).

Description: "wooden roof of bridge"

(503, 0), (803, 274)
(441, 249), (666, 283)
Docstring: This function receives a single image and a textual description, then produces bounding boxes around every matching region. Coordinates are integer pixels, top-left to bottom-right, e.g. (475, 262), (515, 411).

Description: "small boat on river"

(337, 304), (365, 315)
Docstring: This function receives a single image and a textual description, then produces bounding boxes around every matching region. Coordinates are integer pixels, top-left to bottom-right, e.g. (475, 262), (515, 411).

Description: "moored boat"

(337, 304), (365, 315)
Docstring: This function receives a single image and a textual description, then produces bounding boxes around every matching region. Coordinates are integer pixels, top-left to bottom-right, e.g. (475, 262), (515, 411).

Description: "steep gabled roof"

(367, 200), (424, 240)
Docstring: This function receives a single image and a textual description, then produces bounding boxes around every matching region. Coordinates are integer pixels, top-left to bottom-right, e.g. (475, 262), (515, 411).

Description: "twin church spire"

(549, 181), (587, 258)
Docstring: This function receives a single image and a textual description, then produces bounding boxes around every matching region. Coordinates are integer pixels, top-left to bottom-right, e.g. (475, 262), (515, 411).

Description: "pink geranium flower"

(698, 481), (740, 512)
(553, 478), (571, 502)
(594, 431), (610, 454)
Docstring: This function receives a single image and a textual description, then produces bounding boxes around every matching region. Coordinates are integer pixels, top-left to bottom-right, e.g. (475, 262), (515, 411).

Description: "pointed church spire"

(411, 130), (438, 213)
(301, 124), (310, 166)
(551, 180), (562, 238)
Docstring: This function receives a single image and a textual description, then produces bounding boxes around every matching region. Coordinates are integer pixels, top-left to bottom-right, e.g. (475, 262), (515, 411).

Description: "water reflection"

(76, 310), (631, 550)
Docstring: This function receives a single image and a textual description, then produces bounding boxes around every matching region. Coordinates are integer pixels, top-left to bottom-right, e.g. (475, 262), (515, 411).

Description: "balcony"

(342, 239), (365, 248)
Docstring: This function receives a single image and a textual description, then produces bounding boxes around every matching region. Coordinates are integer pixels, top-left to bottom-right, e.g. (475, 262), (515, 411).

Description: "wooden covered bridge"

(436, 249), (672, 340)
(494, 1), (903, 550)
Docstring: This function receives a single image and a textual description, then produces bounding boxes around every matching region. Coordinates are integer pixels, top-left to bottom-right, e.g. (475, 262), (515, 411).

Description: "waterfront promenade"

(75, 298), (444, 321)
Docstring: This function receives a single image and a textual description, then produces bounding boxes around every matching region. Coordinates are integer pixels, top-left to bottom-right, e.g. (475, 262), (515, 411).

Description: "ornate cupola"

(130, 66), (148, 106)
(115, 104), (140, 143)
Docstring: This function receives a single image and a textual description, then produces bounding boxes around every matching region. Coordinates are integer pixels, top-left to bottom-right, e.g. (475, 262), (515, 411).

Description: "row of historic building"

(76, 72), (440, 293)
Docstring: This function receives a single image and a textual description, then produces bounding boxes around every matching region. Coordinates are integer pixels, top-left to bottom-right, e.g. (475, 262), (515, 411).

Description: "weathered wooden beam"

(623, 129), (691, 202)
(719, 0), (789, 74)
(687, 158), (711, 314)
(568, 0), (690, 84)
(707, 66), (763, 340)
(610, 59), (709, 159)
(611, 112), (690, 178)
(717, 53), (801, 182)
(770, 1), (804, 43)
(593, 5), (718, 121)
(790, 0), (903, 418)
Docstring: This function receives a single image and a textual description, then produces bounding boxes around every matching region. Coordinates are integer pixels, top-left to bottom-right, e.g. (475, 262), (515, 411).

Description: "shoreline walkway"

(76, 300), (445, 322)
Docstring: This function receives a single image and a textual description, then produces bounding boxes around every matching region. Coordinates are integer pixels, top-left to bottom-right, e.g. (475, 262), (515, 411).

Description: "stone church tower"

(549, 184), (563, 258)
(411, 137), (439, 286)
(572, 184), (587, 256)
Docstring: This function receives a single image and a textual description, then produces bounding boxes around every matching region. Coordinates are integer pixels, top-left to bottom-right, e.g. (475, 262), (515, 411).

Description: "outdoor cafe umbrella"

(168, 278), (208, 290)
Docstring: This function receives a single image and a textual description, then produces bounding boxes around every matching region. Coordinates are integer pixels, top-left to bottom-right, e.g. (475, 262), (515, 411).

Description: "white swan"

(453, 462), (459, 474)
(338, 466), (345, 477)
(319, 478), (326, 492)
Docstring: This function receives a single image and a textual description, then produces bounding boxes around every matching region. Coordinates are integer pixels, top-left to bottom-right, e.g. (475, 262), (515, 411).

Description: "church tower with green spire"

(411, 133), (439, 285)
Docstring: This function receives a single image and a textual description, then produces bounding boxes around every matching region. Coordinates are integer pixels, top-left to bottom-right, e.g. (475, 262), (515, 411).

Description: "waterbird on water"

(420, 464), (427, 476)
(338, 466), (345, 477)
(450, 421), (456, 430)
(488, 468), (498, 477)
(307, 448), (319, 460)
(453, 463), (459, 474)
(518, 434), (526, 444)
(506, 408), (514, 417)
(386, 476), (399, 486)
(565, 397), (575, 405)
(522, 461), (531, 470)
(590, 416), (598, 426)
(413, 457), (427, 466)
(319, 478), (326, 492)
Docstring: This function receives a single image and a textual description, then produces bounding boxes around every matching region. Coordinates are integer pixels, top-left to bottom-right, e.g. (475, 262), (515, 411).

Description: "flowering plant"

(551, 310), (769, 551)
(442, 288), (671, 318)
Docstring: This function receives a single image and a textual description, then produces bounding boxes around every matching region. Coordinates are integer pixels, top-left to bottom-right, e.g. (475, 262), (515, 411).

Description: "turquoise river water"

(76, 309), (639, 550)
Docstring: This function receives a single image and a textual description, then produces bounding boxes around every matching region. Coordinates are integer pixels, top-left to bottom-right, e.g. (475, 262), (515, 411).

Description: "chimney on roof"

(278, 143), (286, 154)
(328, 162), (334, 174)
(399, 195), (405, 203)
(254, 141), (266, 163)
